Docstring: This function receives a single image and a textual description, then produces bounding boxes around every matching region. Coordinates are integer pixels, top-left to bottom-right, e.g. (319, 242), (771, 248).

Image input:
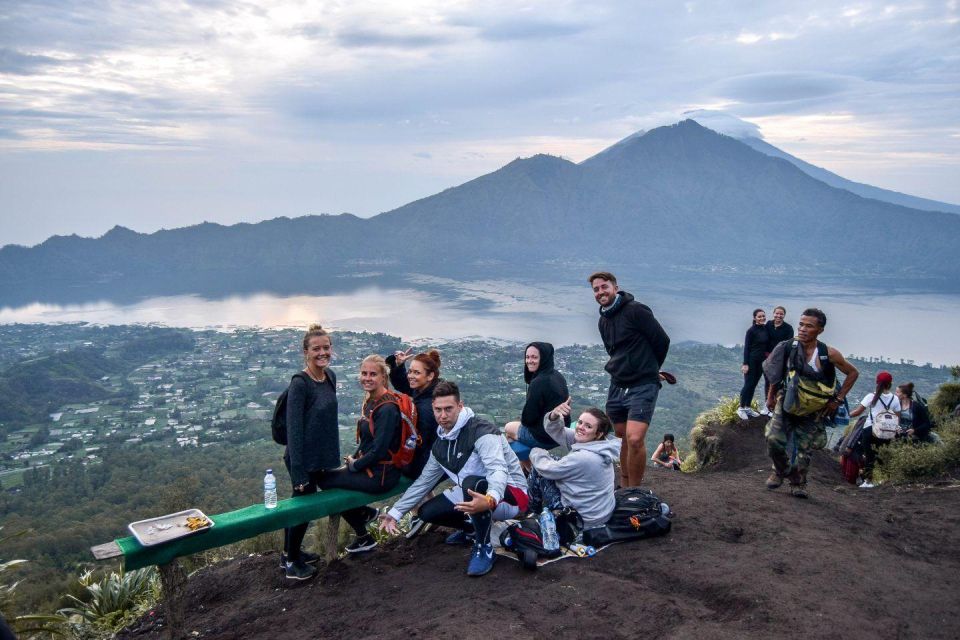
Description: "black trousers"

(417, 475), (523, 545)
(740, 356), (765, 408)
(318, 466), (401, 535)
(283, 469), (326, 563)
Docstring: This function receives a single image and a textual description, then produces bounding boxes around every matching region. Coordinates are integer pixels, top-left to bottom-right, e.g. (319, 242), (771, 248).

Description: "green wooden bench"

(90, 478), (411, 639)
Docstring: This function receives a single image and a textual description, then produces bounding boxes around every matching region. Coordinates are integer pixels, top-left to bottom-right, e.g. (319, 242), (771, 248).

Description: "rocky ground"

(118, 417), (960, 640)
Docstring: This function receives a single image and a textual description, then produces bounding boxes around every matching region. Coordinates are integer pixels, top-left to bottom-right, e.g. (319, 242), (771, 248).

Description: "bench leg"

(158, 560), (187, 640)
(323, 514), (341, 562)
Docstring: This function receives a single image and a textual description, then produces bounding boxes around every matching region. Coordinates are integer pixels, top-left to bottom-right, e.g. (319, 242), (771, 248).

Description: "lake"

(2, 274), (958, 365)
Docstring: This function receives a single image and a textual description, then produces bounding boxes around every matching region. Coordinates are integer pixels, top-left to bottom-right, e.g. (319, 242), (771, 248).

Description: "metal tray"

(127, 508), (214, 547)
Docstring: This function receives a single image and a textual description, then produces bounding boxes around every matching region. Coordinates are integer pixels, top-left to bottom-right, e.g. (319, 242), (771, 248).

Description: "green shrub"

(684, 397), (749, 471)
(693, 396), (745, 428)
(58, 567), (158, 633)
(875, 417), (960, 484)
(930, 383), (960, 423)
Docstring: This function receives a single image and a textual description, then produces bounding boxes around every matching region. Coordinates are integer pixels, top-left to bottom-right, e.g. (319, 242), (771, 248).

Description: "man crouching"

(381, 381), (529, 576)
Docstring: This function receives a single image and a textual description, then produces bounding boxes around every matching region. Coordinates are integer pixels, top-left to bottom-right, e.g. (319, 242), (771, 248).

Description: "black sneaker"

(285, 559), (317, 581)
(280, 550), (320, 568)
(345, 533), (377, 554)
(404, 516), (431, 539)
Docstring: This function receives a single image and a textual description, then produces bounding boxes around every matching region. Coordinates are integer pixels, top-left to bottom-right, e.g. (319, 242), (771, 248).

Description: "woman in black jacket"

(386, 347), (442, 478)
(318, 354), (402, 554)
(897, 382), (935, 443)
(282, 324), (340, 580)
(505, 342), (570, 463)
(737, 309), (770, 420)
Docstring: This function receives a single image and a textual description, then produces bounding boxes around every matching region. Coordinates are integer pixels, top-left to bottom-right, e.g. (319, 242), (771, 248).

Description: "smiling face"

(359, 360), (386, 395)
(591, 277), (618, 307)
(304, 335), (332, 371)
(773, 307), (785, 325)
(407, 359), (436, 391)
(573, 412), (602, 443)
(754, 311), (767, 325)
(525, 346), (541, 374)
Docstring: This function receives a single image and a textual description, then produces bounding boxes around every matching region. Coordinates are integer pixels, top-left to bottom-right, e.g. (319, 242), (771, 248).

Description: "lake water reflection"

(2, 279), (958, 365)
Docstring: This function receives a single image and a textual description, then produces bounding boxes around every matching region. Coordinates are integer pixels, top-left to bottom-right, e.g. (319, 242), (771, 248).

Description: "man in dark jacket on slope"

(590, 271), (670, 487)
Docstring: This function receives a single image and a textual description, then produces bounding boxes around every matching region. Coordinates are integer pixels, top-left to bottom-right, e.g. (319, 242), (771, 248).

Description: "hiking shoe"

(790, 484), (808, 499)
(765, 473), (783, 490)
(445, 529), (475, 546)
(466, 543), (496, 577)
(405, 516), (431, 539)
(285, 559), (317, 581)
(759, 407), (772, 417)
(345, 533), (377, 554)
(736, 407), (749, 420)
(280, 550), (320, 568)
(859, 481), (875, 489)
(745, 408), (760, 418)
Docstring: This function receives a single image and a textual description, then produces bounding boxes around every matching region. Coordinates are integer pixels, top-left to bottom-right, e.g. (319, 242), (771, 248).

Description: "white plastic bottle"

(539, 508), (559, 552)
(264, 469), (278, 509)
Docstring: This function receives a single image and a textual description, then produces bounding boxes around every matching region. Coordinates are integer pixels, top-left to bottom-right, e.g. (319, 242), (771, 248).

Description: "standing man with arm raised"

(589, 271), (670, 488)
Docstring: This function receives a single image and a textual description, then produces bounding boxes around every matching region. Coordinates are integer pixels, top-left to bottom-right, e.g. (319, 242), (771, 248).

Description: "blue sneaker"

(445, 530), (475, 546)
(467, 542), (496, 577)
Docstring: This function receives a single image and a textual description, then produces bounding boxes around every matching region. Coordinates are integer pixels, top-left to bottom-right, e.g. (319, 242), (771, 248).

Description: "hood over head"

(524, 341), (556, 384)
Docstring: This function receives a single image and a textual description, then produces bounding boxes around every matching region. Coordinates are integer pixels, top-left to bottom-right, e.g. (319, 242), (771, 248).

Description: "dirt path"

(119, 418), (960, 640)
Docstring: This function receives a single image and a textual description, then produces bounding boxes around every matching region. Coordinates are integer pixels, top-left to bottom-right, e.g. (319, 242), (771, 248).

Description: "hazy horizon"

(2, 1), (959, 247)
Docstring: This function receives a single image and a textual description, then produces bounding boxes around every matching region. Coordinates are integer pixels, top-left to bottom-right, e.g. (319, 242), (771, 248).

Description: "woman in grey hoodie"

(527, 399), (621, 529)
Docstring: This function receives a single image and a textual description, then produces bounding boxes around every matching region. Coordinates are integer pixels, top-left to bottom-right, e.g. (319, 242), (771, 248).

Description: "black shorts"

(606, 381), (660, 424)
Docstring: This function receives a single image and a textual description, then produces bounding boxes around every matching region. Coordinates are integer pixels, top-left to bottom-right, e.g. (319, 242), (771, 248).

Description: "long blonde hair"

(360, 354), (390, 409)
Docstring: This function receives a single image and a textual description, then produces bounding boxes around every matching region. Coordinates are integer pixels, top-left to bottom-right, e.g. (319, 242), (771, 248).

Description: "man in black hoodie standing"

(590, 271), (670, 487)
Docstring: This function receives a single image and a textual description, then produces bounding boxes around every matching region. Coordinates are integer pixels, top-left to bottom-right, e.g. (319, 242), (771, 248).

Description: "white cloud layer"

(1, 0), (958, 245)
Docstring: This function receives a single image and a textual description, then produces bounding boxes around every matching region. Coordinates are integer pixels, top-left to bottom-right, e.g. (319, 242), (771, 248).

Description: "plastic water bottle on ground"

(264, 469), (278, 509)
(539, 508), (559, 552)
(568, 543), (597, 557)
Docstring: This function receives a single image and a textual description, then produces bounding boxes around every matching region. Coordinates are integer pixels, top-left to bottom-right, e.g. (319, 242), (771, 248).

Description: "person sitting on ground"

(849, 371), (901, 489)
(386, 347), (444, 537)
(380, 381), (528, 577)
(317, 354), (403, 553)
(282, 324), (341, 581)
(738, 308), (770, 420)
(526, 398), (620, 530)
(650, 433), (683, 470)
(505, 342), (570, 465)
(896, 382), (934, 444)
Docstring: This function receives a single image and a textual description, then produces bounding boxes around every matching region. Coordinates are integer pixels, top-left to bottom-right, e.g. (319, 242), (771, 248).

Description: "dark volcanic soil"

(118, 418), (960, 640)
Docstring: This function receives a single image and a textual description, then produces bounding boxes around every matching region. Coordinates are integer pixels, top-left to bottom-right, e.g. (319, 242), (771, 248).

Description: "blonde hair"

(360, 354), (390, 408)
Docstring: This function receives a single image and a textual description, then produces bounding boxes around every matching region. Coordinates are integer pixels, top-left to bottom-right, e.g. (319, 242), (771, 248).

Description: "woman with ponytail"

(849, 371), (901, 488)
(386, 347), (443, 477)
(282, 324), (340, 580)
(318, 354), (403, 553)
(896, 382), (934, 443)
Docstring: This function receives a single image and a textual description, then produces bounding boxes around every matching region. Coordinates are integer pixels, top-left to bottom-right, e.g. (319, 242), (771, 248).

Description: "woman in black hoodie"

(505, 342), (570, 462)
(386, 347), (442, 477)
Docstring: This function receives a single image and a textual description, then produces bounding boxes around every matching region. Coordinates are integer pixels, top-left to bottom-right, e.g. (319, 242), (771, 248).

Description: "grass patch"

(875, 417), (960, 484)
(684, 397), (750, 471)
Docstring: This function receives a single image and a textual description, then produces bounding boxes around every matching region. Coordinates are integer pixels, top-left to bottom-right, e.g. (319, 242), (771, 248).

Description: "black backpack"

(271, 371), (335, 445)
(500, 510), (582, 570)
(582, 487), (672, 547)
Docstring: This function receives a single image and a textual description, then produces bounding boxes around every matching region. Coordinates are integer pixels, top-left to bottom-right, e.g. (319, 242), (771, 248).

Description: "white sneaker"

(759, 407), (772, 417)
(859, 481), (875, 489)
(736, 408), (749, 420)
(746, 408), (760, 418)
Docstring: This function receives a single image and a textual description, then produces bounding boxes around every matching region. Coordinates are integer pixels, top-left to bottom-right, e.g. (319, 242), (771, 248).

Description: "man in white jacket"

(381, 381), (528, 577)
(528, 398), (620, 529)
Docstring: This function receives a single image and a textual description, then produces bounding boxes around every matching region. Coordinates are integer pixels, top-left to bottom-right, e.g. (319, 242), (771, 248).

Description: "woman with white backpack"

(848, 371), (901, 488)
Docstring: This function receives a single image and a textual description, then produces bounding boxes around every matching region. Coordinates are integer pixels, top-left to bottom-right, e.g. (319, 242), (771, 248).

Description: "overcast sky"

(1, 0), (958, 247)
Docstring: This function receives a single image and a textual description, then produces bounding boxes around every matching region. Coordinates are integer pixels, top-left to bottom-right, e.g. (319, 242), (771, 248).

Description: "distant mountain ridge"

(2, 120), (959, 304)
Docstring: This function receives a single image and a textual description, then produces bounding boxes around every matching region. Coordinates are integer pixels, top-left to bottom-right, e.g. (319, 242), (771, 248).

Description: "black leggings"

(284, 469), (326, 563)
(863, 433), (892, 480)
(740, 356), (765, 408)
(318, 466), (401, 535)
(417, 475), (523, 545)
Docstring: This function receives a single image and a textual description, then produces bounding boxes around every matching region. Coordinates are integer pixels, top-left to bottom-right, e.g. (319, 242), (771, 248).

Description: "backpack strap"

(364, 392), (400, 437)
